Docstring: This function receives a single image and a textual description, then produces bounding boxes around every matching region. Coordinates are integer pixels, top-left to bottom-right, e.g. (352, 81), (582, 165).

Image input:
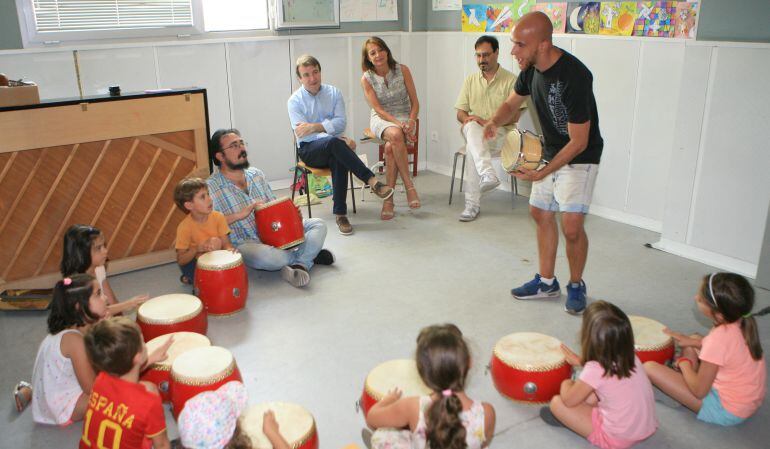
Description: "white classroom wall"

(1, 32), (768, 277)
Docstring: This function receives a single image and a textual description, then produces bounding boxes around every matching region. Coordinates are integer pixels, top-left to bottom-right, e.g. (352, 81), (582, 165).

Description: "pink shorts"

(587, 408), (639, 449)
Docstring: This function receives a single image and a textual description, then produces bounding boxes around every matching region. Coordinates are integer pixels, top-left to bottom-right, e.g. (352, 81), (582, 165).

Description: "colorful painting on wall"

(566, 2), (601, 35)
(674, 1), (698, 39)
(633, 1), (677, 37)
(532, 2), (568, 34)
(599, 2), (637, 36)
(462, 4), (488, 32)
(485, 4), (515, 33)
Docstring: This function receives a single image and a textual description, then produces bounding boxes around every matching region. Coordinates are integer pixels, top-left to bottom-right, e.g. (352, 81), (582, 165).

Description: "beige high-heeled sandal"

(381, 198), (395, 220)
(406, 187), (421, 209)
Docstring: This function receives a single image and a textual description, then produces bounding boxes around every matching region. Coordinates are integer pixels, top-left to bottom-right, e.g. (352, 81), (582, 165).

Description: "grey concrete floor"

(2, 172), (768, 449)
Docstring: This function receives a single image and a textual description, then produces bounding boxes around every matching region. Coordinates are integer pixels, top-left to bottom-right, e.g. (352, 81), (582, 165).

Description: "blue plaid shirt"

(207, 167), (276, 246)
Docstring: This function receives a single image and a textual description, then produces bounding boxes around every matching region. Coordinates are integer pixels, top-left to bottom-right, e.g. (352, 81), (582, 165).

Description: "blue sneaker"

(565, 280), (587, 315)
(511, 274), (561, 299)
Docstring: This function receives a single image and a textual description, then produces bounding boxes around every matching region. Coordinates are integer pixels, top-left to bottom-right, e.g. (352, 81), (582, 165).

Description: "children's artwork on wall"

(633, 1), (677, 37)
(532, 2), (568, 33)
(462, 4), (488, 32)
(674, 1), (697, 39)
(486, 4), (515, 33)
(567, 2), (600, 34)
(512, 0), (536, 21)
(599, 2), (636, 36)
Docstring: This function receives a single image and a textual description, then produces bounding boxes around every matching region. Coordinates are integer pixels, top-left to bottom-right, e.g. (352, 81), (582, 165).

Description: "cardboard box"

(0, 84), (40, 107)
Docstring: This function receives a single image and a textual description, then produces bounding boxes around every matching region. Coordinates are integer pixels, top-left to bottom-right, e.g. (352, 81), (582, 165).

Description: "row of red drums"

(133, 251), (317, 448)
(360, 316), (675, 412)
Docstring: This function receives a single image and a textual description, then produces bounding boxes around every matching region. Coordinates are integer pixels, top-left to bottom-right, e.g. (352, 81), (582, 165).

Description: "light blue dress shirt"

(287, 84), (347, 146)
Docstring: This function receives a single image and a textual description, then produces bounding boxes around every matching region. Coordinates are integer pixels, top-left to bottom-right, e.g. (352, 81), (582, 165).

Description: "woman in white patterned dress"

(361, 36), (421, 220)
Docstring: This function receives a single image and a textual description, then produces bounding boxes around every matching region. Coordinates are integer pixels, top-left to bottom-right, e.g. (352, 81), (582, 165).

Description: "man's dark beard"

(224, 151), (249, 170)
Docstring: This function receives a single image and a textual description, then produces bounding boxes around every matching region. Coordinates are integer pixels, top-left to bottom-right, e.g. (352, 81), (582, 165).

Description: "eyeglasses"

(221, 139), (247, 151)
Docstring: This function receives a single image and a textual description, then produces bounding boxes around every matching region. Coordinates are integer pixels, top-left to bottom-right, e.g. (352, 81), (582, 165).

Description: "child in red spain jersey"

(81, 317), (172, 449)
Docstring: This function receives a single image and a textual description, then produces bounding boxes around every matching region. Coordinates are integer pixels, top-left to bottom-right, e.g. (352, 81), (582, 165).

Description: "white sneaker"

(459, 204), (480, 222)
(479, 173), (501, 193)
(281, 265), (310, 288)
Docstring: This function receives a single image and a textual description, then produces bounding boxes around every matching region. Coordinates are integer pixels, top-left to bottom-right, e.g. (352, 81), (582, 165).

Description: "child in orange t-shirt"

(174, 177), (234, 285)
(81, 317), (173, 449)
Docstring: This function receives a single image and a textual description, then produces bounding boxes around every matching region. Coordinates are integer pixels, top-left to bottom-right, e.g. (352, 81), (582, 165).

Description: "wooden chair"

(290, 138), (356, 219)
(362, 119), (419, 177)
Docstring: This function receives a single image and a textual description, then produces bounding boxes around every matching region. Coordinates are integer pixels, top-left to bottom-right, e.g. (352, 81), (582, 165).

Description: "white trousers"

(462, 121), (507, 207)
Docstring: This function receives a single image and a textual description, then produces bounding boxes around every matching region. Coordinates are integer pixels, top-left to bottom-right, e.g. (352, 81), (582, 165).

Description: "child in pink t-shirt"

(645, 272), (769, 426)
(545, 301), (658, 449)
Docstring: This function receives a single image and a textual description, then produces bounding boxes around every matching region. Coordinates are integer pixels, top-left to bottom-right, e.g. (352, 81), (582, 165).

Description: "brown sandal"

(406, 187), (421, 209)
(381, 199), (395, 221)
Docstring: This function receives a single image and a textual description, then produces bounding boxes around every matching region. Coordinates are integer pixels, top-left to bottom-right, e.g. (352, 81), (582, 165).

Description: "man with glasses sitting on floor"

(207, 129), (332, 288)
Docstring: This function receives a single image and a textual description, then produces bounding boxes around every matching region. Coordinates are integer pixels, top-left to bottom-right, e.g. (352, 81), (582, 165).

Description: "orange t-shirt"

(699, 321), (767, 418)
(175, 211), (230, 251)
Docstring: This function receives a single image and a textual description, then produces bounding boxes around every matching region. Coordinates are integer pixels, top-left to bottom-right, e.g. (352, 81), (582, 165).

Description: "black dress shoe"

(313, 249), (335, 265)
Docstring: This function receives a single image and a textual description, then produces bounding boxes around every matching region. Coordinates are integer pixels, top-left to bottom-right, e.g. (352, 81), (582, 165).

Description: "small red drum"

(361, 359), (432, 417)
(195, 250), (247, 316)
(255, 197), (305, 249)
(490, 332), (572, 404)
(136, 294), (207, 342)
(241, 402), (319, 449)
(140, 332), (211, 402)
(630, 315), (675, 365)
(170, 346), (242, 418)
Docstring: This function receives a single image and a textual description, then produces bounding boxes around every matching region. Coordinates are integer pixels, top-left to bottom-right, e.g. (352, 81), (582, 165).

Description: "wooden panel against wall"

(0, 91), (209, 289)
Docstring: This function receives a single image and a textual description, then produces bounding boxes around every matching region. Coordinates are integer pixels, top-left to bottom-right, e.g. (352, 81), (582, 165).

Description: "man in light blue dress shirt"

(288, 55), (393, 236)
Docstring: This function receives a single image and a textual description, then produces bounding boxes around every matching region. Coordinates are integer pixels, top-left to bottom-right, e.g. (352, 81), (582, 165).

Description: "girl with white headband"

(644, 272), (769, 426)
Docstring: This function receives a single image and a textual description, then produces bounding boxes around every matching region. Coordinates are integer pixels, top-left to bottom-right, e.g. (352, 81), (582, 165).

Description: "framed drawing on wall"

(274, 0), (340, 29)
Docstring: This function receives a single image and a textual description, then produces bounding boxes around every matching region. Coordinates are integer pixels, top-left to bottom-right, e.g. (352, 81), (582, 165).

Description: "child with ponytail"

(645, 272), (768, 426)
(366, 324), (496, 449)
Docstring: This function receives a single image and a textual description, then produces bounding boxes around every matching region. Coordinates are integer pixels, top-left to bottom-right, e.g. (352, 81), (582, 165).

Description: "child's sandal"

(13, 381), (32, 413)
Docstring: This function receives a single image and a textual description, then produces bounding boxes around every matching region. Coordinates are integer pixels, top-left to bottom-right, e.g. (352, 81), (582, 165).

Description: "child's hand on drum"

(262, 410), (281, 441)
(382, 388), (403, 405)
(147, 334), (175, 366)
(663, 328), (703, 348)
(127, 294), (150, 310)
(561, 343), (582, 367)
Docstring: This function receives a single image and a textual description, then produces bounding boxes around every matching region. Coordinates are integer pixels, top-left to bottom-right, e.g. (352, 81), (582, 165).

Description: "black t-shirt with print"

(514, 49), (603, 164)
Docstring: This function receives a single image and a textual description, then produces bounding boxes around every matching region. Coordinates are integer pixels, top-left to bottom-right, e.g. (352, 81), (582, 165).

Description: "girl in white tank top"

(29, 274), (108, 425)
(366, 324), (496, 449)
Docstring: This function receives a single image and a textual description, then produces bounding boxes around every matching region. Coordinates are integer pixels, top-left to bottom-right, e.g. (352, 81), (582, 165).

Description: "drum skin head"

(493, 332), (565, 370)
(172, 346), (234, 381)
(138, 294), (202, 323)
(145, 332), (211, 369)
(500, 129), (522, 172)
(241, 402), (315, 449)
(197, 249), (243, 269)
(365, 359), (432, 400)
(629, 315), (672, 349)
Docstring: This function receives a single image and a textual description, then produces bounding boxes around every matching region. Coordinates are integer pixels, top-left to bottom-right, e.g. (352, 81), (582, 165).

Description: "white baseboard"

(588, 205), (663, 233)
(270, 178), (294, 192)
(652, 238), (758, 279)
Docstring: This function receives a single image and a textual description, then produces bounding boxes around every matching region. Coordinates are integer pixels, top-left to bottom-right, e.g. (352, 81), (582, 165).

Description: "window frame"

(14, 0), (271, 47)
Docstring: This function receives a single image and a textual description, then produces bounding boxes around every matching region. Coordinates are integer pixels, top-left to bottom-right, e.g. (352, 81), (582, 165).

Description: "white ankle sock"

(540, 276), (555, 286)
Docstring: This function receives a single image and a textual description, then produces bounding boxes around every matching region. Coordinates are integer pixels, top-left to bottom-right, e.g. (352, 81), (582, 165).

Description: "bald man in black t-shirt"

(483, 11), (603, 315)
